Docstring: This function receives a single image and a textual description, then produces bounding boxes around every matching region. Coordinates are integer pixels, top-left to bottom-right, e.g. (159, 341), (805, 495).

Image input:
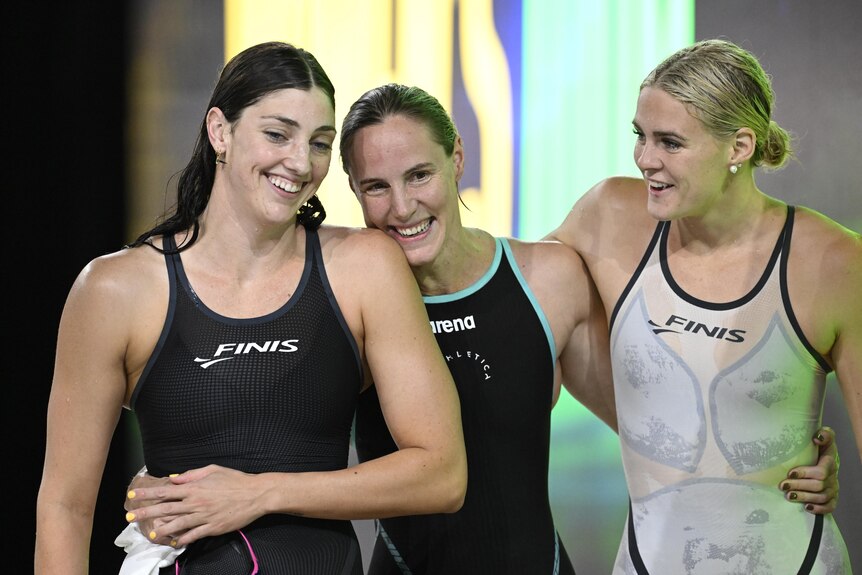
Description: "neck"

(413, 228), (495, 296)
(192, 202), (304, 282)
(675, 184), (780, 252)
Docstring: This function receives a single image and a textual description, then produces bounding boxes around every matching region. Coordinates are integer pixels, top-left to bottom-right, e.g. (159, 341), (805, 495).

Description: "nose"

(634, 141), (660, 173)
(390, 185), (416, 220)
(284, 141), (312, 178)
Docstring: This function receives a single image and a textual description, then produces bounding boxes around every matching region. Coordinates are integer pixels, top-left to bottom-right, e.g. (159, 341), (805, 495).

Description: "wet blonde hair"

(641, 39), (792, 168)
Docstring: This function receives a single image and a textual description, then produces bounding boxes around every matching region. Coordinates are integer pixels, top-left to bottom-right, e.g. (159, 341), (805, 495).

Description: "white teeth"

(395, 220), (431, 237)
(650, 181), (670, 190)
(269, 175), (301, 193)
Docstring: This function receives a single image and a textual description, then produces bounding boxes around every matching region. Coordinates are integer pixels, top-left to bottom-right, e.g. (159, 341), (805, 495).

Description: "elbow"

(442, 471), (467, 514)
(437, 451), (468, 513)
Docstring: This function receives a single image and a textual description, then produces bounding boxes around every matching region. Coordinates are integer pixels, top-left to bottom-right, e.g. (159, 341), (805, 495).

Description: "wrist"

(257, 472), (296, 516)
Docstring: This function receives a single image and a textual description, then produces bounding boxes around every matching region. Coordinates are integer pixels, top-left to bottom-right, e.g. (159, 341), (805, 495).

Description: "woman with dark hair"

(550, 39), (857, 573)
(35, 42), (466, 575)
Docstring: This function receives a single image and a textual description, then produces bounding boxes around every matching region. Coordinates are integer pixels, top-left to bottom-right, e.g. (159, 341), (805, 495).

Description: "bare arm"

(829, 233), (862, 461)
(508, 239), (616, 428)
(126, 232), (467, 547)
(535, 242), (616, 430)
(35, 257), (136, 574)
(541, 181), (652, 428)
(558, 263), (617, 432)
(780, 217), (862, 513)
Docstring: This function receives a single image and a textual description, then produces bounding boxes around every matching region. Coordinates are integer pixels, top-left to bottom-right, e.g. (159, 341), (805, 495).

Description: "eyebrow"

(261, 115), (337, 134)
(357, 162), (435, 187)
(632, 120), (687, 141)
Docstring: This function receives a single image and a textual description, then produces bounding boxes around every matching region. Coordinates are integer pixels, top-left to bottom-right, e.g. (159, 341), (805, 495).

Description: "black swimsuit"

(356, 238), (575, 575)
(132, 229), (363, 574)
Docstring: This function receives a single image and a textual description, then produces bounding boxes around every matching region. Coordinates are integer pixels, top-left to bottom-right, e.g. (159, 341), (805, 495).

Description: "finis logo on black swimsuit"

(649, 315), (746, 343)
(194, 340), (299, 368)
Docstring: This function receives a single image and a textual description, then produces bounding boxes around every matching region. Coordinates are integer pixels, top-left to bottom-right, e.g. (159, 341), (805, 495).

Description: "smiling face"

(632, 87), (735, 221)
(210, 87), (336, 226)
(346, 114), (464, 270)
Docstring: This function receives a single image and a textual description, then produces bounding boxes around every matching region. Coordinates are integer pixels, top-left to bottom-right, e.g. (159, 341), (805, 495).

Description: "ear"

(206, 107), (229, 155)
(730, 127), (756, 165)
(452, 135), (465, 183)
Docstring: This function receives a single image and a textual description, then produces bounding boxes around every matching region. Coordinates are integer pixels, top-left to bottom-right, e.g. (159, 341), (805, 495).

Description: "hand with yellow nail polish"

(125, 471), (174, 511)
(125, 464), (267, 549)
(124, 471), (184, 546)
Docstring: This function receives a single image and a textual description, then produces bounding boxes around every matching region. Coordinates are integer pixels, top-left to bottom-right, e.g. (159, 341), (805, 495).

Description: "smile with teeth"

(269, 175), (302, 193)
(393, 219), (432, 238)
(649, 180), (671, 191)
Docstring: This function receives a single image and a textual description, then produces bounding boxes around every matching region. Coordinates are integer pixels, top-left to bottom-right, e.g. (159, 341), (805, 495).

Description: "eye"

(632, 128), (645, 143)
(409, 170), (432, 184)
(662, 138), (681, 151)
(311, 140), (333, 153)
(362, 182), (389, 197)
(265, 130), (288, 143)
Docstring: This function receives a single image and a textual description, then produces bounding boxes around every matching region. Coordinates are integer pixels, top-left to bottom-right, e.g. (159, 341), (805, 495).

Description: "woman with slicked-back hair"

(550, 39), (859, 574)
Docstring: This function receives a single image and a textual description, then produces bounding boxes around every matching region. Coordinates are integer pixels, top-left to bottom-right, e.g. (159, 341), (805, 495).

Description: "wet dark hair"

(129, 41), (335, 251)
(339, 83), (457, 176)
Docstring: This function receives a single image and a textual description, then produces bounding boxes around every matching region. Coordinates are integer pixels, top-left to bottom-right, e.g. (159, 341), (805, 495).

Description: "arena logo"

(194, 339), (300, 368)
(649, 315), (746, 343)
(429, 315), (476, 335)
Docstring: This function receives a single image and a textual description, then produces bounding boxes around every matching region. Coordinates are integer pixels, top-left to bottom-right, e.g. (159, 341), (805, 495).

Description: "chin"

(401, 242), (439, 269)
(647, 203), (670, 221)
(646, 198), (674, 222)
(404, 251), (434, 269)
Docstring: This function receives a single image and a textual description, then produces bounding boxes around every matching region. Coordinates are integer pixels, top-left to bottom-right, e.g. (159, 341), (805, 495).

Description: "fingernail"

(816, 433), (824, 442)
(127, 490), (136, 500)
(169, 473), (179, 478)
(125, 512), (136, 522)
(781, 483), (790, 491)
(805, 504), (814, 511)
(149, 531), (157, 540)
(789, 492), (798, 500)
(788, 471), (798, 479)
(171, 540), (178, 548)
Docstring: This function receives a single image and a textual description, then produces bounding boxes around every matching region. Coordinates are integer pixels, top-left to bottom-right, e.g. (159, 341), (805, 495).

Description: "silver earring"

(729, 163), (739, 174)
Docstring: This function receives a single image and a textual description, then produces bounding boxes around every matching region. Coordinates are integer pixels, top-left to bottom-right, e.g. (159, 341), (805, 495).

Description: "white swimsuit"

(609, 207), (851, 574)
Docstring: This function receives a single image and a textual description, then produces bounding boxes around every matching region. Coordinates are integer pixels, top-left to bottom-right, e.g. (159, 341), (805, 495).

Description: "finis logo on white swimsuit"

(194, 339), (299, 368)
(649, 315), (746, 343)
(429, 315), (476, 335)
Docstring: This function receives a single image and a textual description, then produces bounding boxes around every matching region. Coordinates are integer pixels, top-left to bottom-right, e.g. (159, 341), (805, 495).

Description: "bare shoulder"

(549, 176), (654, 256)
(316, 225), (405, 266)
(505, 238), (593, 327)
(787, 207), (862, 353)
(58, 243), (169, 401)
(506, 237), (588, 287)
(65, 244), (168, 347)
(559, 177), (647, 225)
(587, 176), (647, 210)
(69, 244), (165, 308)
(314, 225), (418, 321)
(791, 207), (862, 280)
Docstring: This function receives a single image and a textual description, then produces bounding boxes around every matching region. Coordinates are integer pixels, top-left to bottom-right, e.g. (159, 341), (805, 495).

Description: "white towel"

(114, 522), (185, 575)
